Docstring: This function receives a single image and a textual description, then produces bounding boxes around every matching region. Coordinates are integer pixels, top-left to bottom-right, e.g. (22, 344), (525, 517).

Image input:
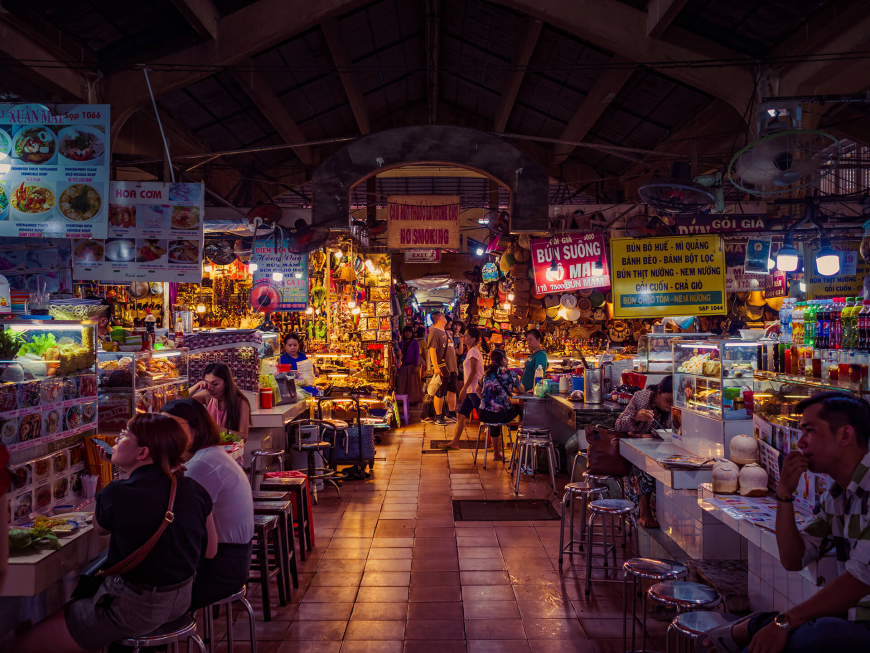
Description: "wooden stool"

(254, 500), (300, 590)
(253, 490), (290, 501)
(260, 476), (312, 560)
(248, 514), (287, 622)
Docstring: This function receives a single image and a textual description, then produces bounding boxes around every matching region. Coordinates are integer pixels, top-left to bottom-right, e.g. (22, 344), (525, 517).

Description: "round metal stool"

(249, 450), (285, 489)
(648, 580), (722, 653)
(622, 558), (688, 653)
(558, 481), (609, 570)
(584, 499), (638, 596)
(513, 437), (558, 496)
(473, 422), (511, 469)
(117, 613), (206, 652)
(509, 427), (550, 472)
(201, 587), (257, 653)
(667, 611), (740, 653)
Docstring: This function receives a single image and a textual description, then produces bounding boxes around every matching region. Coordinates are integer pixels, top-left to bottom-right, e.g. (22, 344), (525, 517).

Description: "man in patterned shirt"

(700, 392), (870, 652)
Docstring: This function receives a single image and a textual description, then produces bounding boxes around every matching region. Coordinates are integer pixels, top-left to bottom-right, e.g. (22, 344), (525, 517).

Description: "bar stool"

(290, 420), (341, 502)
(473, 422), (510, 469)
(513, 437), (558, 495)
(622, 558), (688, 653)
(254, 500), (300, 589)
(584, 499), (638, 596)
(248, 450), (285, 489)
(252, 490), (290, 501)
(117, 614), (206, 653)
(248, 514), (287, 622)
(261, 476), (312, 560)
(668, 611), (740, 653)
(509, 427), (550, 473)
(200, 587), (258, 653)
(648, 581), (722, 653)
(558, 481), (608, 569)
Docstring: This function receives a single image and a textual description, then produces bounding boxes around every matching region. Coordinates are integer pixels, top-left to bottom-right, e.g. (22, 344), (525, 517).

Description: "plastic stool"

(622, 558), (688, 653)
(117, 614), (205, 653)
(394, 394), (410, 425)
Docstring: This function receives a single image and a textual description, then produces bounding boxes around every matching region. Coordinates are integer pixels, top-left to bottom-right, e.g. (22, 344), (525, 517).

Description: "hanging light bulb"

(767, 257), (776, 270)
(776, 235), (799, 272)
(351, 306), (361, 315)
(799, 280), (806, 293)
(305, 306), (314, 314)
(196, 304), (206, 314)
(503, 301), (511, 310)
(335, 249), (343, 259)
(272, 271), (284, 281)
(476, 247), (484, 256)
(247, 262), (258, 273)
(347, 298), (357, 309)
(364, 258), (374, 271)
(203, 262), (213, 273)
(546, 258), (560, 282)
(816, 242), (840, 276)
(507, 292), (514, 301)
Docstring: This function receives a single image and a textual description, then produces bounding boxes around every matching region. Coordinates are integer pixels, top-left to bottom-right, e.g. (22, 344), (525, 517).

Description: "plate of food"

(80, 375), (97, 397)
(63, 377), (79, 400)
(35, 484), (52, 509)
(43, 410), (61, 436)
(105, 239), (135, 262)
(33, 456), (50, 479)
(11, 465), (31, 490)
(19, 413), (43, 442)
(0, 181), (9, 222)
(140, 204), (168, 229)
(40, 378), (63, 404)
(13, 492), (33, 520)
(10, 182), (56, 220)
(73, 239), (104, 263)
(57, 126), (105, 165)
(58, 183), (102, 222)
(23, 515), (77, 534)
(53, 451), (67, 474)
(171, 205), (200, 230)
(0, 128), (10, 160)
(52, 477), (69, 501)
(0, 383), (18, 411)
(168, 240), (199, 264)
(1, 418), (18, 445)
(137, 239), (167, 263)
(81, 402), (96, 425)
(13, 126), (57, 165)
(69, 444), (85, 467)
(108, 204), (135, 229)
(18, 380), (41, 408)
(66, 404), (82, 430)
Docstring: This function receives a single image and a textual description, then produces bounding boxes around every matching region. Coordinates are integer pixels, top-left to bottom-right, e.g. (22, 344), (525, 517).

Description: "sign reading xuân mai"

(387, 195), (460, 250)
(610, 235), (727, 318)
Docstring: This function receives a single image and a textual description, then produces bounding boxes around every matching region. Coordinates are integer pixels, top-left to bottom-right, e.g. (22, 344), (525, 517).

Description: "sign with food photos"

(0, 103), (110, 239)
(8, 442), (89, 524)
(72, 182), (204, 283)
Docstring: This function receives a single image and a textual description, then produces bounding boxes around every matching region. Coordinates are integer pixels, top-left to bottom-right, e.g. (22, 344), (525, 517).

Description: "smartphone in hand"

(92, 439), (114, 456)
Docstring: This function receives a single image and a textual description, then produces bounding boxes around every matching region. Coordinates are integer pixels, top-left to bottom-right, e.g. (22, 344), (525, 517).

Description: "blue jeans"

(746, 612), (870, 652)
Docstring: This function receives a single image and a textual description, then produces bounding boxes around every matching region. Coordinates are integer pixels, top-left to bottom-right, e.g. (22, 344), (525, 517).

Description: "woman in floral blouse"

(477, 349), (524, 461)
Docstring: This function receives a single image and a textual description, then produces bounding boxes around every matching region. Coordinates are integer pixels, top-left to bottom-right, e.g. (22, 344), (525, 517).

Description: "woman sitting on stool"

(468, 349), (524, 461)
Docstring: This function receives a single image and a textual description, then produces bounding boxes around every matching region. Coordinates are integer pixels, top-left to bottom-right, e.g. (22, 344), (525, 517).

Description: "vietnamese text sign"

(610, 235), (726, 318)
(0, 103), (110, 239)
(72, 182), (204, 283)
(251, 237), (308, 311)
(673, 214), (768, 235)
(726, 266), (764, 292)
(387, 195), (460, 250)
(531, 233), (610, 294)
(806, 243), (869, 299)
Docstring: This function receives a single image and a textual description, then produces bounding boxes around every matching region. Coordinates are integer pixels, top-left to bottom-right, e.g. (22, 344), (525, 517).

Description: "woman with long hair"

(162, 399), (254, 610)
(475, 349), (524, 461)
(397, 325), (424, 404)
(15, 413), (217, 653)
(440, 327), (486, 450)
(191, 362), (252, 441)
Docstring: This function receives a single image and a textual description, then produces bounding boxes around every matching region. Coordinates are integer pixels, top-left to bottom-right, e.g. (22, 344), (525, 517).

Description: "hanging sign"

(72, 182), (204, 283)
(765, 271), (788, 298)
(744, 238), (772, 274)
(251, 237), (308, 311)
(387, 195), (460, 250)
(0, 103), (111, 239)
(530, 233), (610, 294)
(610, 235), (726, 318)
(726, 266), (765, 292)
(404, 249), (441, 263)
(806, 243), (869, 299)
(673, 214), (768, 235)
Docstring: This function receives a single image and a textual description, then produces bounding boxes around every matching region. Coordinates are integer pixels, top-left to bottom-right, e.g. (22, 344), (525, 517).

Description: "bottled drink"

(819, 299), (831, 349)
(534, 364), (544, 388)
(838, 348), (851, 386)
(812, 348), (822, 378)
(804, 301), (816, 347)
(860, 300), (870, 351)
(175, 315), (184, 347)
(794, 301), (804, 346)
(831, 297), (843, 350)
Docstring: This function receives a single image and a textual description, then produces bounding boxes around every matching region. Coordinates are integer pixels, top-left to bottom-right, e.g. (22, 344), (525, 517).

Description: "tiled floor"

(205, 419), (672, 653)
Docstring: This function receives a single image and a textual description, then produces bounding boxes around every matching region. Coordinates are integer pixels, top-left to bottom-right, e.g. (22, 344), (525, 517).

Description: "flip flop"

(439, 443), (460, 450)
(694, 613), (760, 653)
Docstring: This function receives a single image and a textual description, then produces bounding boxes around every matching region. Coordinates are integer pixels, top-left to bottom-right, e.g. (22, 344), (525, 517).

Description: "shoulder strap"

(489, 370), (513, 397)
(98, 473), (177, 578)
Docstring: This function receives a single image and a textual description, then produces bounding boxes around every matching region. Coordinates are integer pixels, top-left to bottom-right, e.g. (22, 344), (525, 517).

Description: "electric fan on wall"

(639, 162), (718, 213)
(481, 210), (510, 236)
(728, 102), (841, 197)
(285, 219), (331, 255)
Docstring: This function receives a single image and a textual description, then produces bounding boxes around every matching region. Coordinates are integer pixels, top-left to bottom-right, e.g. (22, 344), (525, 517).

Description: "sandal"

(694, 613), (761, 653)
(439, 443), (460, 450)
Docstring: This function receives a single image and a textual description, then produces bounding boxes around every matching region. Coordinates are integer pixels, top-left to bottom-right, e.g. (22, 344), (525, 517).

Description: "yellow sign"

(610, 235), (727, 318)
(387, 195), (460, 250)
(806, 243), (868, 299)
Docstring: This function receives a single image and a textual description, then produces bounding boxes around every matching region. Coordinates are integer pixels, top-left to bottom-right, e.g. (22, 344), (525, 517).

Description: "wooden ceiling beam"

(493, 16), (542, 133)
(553, 56), (636, 164)
(646, 0), (690, 39)
(170, 0), (220, 40)
(231, 62), (314, 166)
(321, 19), (371, 135)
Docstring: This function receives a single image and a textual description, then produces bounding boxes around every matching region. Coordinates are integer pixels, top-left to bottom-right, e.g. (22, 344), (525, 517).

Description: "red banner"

(531, 233), (610, 294)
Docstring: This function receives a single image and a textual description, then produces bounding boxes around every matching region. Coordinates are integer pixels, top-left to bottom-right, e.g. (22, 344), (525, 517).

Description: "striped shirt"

(615, 388), (672, 435)
(800, 452), (870, 621)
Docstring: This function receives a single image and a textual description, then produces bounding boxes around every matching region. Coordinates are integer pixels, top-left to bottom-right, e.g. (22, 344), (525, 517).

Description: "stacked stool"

(584, 499), (638, 596)
(622, 558), (688, 653)
(648, 581), (722, 653)
(509, 427), (550, 472)
(512, 428), (558, 495)
(558, 481), (609, 569)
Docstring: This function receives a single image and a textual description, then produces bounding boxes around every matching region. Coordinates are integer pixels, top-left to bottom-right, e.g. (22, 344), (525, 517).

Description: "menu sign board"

(251, 237), (308, 311)
(0, 103), (110, 239)
(806, 243), (869, 299)
(71, 182), (204, 283)
(530, 233), (610, 294)
(610, 235), (727, 318)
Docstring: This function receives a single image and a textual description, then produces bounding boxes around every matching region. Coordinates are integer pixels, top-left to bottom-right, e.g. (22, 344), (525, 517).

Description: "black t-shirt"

(96, 464), (213, 586)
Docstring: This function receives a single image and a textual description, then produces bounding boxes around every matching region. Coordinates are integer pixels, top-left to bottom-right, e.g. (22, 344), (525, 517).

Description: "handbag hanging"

(72, 473), (178, 600)
(584, 425), (631, 477)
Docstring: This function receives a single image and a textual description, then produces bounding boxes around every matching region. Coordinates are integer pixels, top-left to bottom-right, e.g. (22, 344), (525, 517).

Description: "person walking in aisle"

(427, 311), (458, 425)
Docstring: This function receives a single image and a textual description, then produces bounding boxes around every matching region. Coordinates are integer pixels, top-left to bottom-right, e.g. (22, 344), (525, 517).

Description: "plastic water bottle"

(534, 365), (544, 388)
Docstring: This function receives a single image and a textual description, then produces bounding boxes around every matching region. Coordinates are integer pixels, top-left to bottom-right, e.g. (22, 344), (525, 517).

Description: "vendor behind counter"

(520, 329), (548, 391)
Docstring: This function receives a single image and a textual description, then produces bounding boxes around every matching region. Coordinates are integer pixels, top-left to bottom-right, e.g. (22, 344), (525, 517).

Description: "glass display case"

(0, 320), (98, 454)
(98, 348), (189, 392)
(752, 372), (868, 429)
(259, 331), (280, 360)
(673, 339), (758, 420)
(637, 333), (713, 373)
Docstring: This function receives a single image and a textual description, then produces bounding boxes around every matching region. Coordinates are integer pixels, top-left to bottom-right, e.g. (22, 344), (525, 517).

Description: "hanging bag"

(584, 425), (631, 477)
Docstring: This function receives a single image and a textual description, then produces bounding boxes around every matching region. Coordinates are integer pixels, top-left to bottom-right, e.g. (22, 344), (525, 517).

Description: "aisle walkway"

(212, 420), (669, 653)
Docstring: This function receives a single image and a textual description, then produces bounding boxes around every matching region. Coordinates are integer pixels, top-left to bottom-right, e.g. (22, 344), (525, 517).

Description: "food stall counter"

(619, 437), (712, 490)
